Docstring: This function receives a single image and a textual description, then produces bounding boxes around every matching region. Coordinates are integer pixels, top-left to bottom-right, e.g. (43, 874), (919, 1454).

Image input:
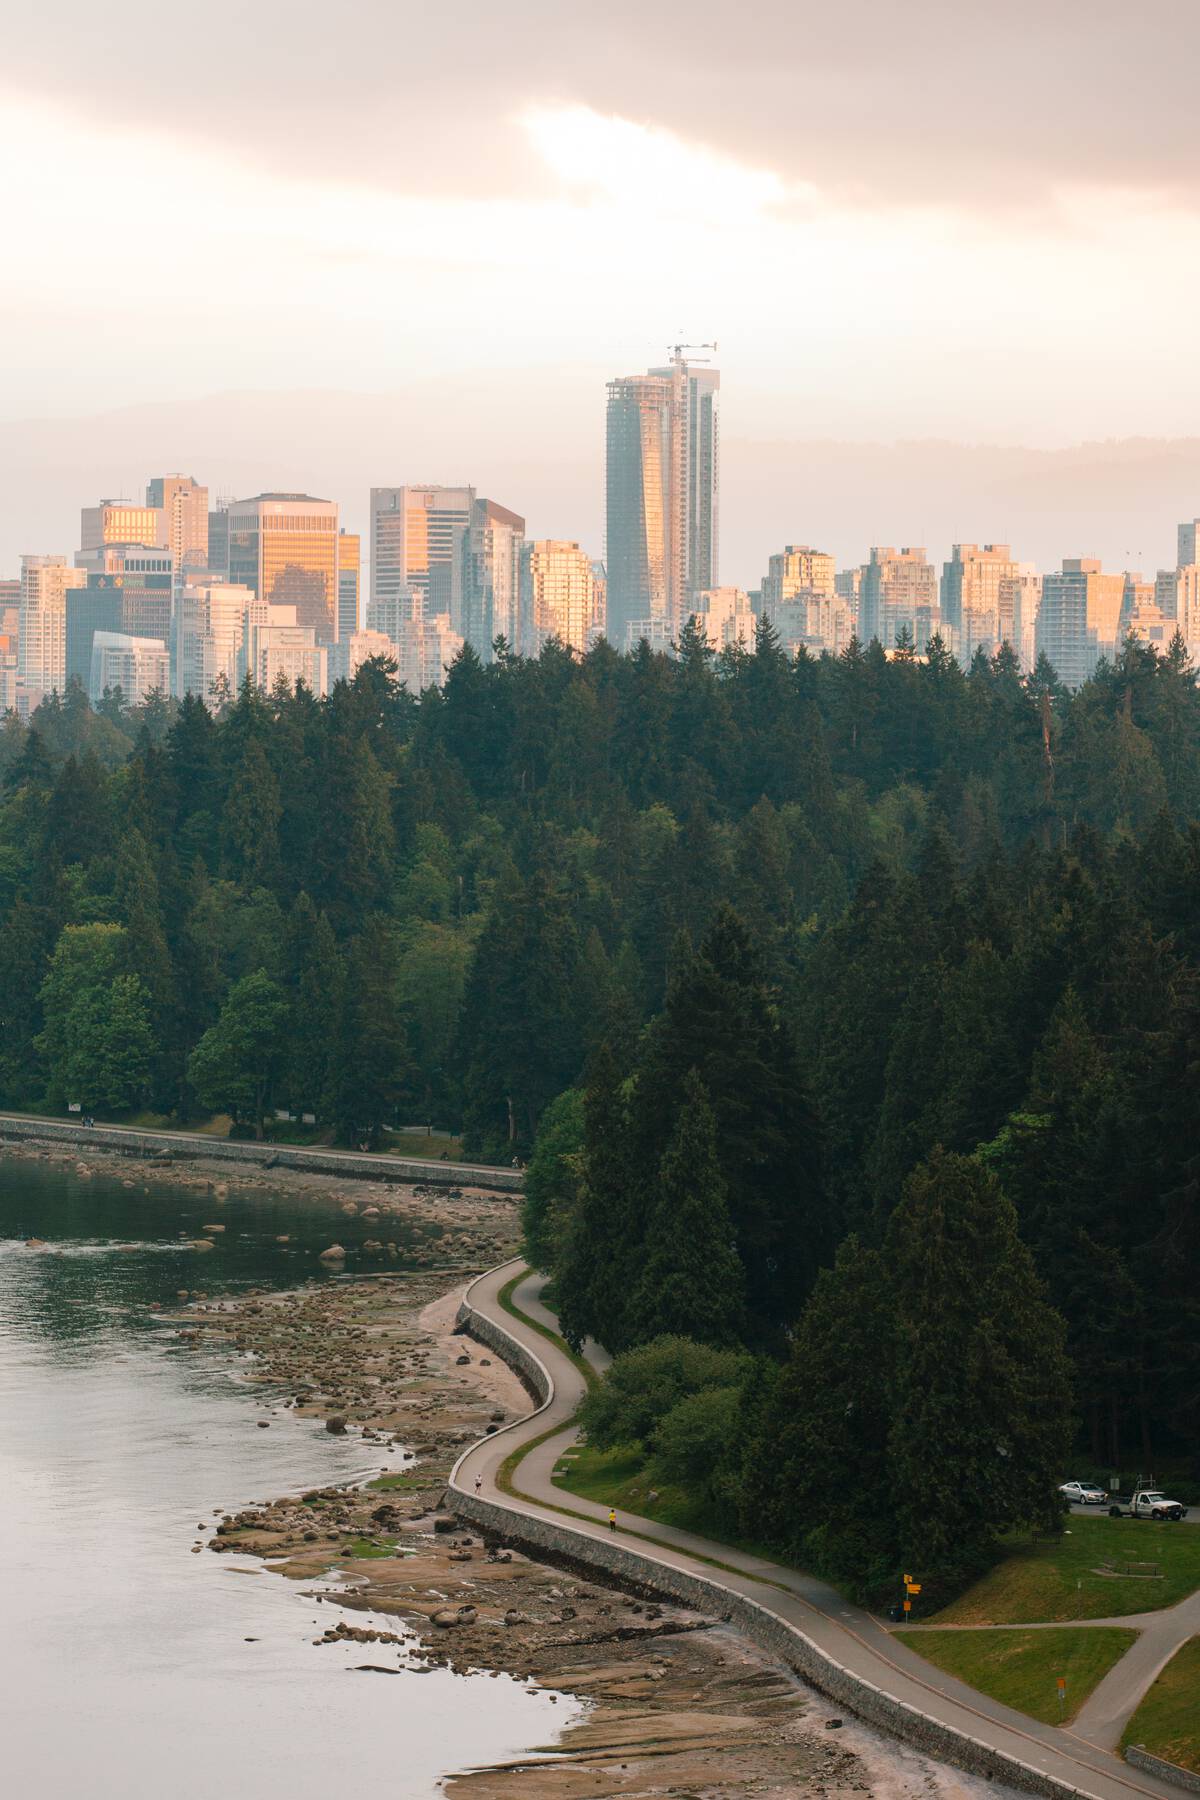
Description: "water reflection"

(0, 1154), (570, 1799)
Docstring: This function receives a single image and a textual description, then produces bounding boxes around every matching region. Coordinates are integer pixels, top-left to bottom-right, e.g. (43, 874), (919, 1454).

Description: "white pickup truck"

(1108, 1489), (1189, 1521)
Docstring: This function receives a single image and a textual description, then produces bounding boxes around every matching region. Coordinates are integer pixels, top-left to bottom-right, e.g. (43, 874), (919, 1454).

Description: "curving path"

(449, 1258), (1189, 1800)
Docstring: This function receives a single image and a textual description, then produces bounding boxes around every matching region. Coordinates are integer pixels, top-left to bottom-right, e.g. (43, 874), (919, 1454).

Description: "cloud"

(3, 0), (1197, 209)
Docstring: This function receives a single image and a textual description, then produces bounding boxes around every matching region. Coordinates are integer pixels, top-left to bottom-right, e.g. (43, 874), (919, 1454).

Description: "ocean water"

(0, 1154), (569, 1799)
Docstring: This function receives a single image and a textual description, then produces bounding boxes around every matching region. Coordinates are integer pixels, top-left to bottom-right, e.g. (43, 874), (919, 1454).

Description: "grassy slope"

(550, 1439), (782, 1566)
(896, 1626), (1138, 1725)
(1121, 1635), (1200, 1773)
(930, 1516), (1200, 1624)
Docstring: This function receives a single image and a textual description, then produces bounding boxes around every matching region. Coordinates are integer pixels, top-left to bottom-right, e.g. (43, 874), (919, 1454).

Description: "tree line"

(1, 626), (1199, 1555)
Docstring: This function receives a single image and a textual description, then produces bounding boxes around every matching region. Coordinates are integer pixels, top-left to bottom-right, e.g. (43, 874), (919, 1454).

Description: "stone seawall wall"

(0, 1115), (521, 1194)
(450, 1281), (1098, 1800)
(454, 1296), (549, 1408)
(1126, 1747), (1200, 1795)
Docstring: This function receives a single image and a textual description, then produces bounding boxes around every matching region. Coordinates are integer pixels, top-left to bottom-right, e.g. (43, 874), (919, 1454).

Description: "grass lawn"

(496, 1271), (598, 1390)
(929, 1516), (1200, 1625)
(550, 1439), (782, 1566)
(1121, 1635), (1200, 1773)
(895, 1626), (1137, 1724)
(383, 1129), (464, 1162)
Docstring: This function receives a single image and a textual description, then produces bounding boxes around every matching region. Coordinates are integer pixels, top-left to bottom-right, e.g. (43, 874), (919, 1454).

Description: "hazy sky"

(4, 2), (1200, 576)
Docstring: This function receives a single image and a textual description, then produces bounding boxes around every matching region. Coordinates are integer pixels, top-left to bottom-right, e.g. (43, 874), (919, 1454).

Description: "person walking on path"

(474, 1475), (482, 1496)
(609, 1508), (617, 1532)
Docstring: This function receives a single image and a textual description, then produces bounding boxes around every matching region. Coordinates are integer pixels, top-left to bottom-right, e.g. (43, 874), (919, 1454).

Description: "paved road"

(451, 1258), (1187, 1800)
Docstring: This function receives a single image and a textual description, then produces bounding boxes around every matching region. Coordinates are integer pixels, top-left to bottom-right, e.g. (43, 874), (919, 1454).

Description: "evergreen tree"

(556, 1042), (644, 1353)
(630, 906), (827, 1340)
(740, 1235), (892, 1586)
(627, 1070), (745, 1346)
(330, 918), (408, 1147)
(885, 1149), (1073, 1590)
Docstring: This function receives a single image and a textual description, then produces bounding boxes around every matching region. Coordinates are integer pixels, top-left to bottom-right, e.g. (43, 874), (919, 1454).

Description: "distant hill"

(3, 384), (1198, 589)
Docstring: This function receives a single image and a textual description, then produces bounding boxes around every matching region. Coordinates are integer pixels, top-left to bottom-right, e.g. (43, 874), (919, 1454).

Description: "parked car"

(1059, 1480), (1107, 1506)
(1108, 1489), (1189, 1521)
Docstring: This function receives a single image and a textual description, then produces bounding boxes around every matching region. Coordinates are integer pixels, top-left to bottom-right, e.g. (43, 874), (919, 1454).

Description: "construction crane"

(668, 340), (717, 367)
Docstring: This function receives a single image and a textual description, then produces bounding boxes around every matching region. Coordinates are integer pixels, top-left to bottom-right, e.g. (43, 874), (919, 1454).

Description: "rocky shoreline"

(168, 1251), (1010, 1800)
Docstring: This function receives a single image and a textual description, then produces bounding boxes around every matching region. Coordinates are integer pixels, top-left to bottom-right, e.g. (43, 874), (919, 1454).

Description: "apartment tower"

(606, 350), (719, 648)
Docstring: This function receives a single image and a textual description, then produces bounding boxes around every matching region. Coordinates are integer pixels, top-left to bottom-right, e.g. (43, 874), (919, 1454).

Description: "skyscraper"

(605, 350), (719, 648)
(337, 531), (361, 640)
(89, 633), (169, 706)
(520, 540), (596, 655)
(208, 500), (232, 579)
(465, 499), (525, 657)
(80, 499), (164, 554)
(227, 494), (339, 642)
(70, 545), (174, 678)
(858, 547), (939, 649)
(1036, 558), (1126, 687)
(172, 580), (255, 701)
(370, 486), (475, 630)
(146, 474), (208, 577)
(18, 555), (85, 703)
(940, 543), (1024, 664)
(759, 545), (837, 608)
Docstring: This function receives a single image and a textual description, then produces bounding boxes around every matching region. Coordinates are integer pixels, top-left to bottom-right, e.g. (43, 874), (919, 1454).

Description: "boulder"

(325, 1416), (348, 1434)
(318, 1244), (346, 1262)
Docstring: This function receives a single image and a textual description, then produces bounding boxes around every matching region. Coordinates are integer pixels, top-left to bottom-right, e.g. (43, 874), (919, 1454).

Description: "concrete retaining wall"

(1127, 1748), (1200, 1794)
(0, 1114), (522, 1193)
(450, 1276), (1102, 1800)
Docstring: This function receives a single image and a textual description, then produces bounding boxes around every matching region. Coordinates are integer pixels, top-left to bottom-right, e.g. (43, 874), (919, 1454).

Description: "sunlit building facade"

(227, 494), (339, 642)
(520, 540), (595, 655)
(172, 580), (254, 701)
(363, 586), (462, 690)
(690, 586), (755, 652)
(18, 555), (85, 704)
(769, 591), (856, 658)
(146, 474), (208, 577)
(465, 498), (525, 657)
(606, 353), (719, 647)
(759, 545), (836, 607)
(858, 546), (940, 649)
(1036, 558), (1126, 688)
(337, 531), (360, 639)
(370, 485), (474, 628)
(80, 500), (164, 554)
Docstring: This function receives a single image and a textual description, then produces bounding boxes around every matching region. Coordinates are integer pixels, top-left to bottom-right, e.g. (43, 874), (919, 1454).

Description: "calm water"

(0, 1155), (570, 1799)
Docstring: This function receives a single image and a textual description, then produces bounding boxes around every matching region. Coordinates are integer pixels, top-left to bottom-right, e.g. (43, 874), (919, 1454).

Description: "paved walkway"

(1071, 1587), (1200, 1748)
(0, 1108), (519, 1191)
(450, 1258), (1189, 1800)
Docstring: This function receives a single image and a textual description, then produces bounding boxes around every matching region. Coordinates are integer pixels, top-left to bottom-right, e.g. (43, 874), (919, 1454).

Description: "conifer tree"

(886, 1149), (1073, 1587)
(555, 1042), (644, 1353)
(627, 1071), (744, 1347)
(330, 918), (408, 1147)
